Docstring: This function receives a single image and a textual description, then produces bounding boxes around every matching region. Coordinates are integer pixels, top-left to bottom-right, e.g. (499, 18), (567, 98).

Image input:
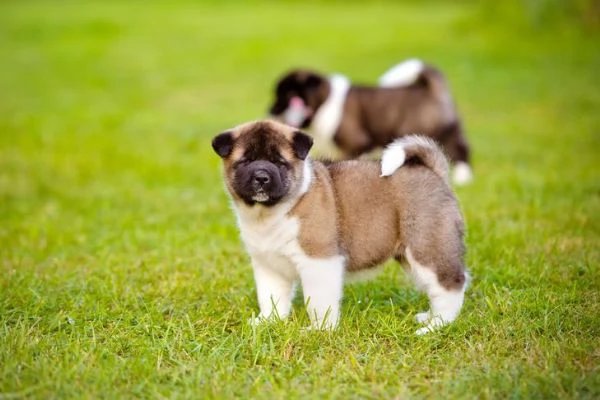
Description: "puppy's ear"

(212, 131), (234, 158)
(292, 131), (313, 160)
(306, 74), (323, 88)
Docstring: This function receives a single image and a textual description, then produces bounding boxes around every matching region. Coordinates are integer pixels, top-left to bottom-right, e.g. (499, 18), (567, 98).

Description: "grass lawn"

(1, 1), (599, 398)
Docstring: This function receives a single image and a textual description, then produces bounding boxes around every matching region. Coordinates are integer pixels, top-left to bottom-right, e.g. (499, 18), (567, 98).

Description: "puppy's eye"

(274, 157), (287, 166)
(235, 158), (250, 167)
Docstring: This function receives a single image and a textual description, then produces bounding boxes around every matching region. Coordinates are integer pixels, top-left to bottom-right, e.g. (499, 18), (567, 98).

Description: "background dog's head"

(212, 120), (313, 207)
(268, 70), (330, 128)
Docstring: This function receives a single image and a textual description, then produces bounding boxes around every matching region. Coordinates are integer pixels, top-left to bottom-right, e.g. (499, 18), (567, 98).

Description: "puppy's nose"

(253, 170), (270, 185)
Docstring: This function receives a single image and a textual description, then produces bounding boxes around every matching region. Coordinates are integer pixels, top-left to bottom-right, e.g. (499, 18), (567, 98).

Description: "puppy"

(268, 59), (473, 185)
(212, 120), (468, 334)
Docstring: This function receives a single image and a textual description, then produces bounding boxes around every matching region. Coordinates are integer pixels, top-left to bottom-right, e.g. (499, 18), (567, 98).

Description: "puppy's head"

(268, 70), (330, 128)
(212, 120), (313, 207)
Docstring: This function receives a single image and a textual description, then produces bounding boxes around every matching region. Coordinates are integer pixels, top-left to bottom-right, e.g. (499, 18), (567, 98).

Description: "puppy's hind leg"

(405, 248), (467, 335)
(297, 255), (345, 330)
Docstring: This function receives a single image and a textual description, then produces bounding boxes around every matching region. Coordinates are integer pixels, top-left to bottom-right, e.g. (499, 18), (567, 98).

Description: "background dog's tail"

(380, 135), (450, 184)
(378, 59), (451, 105)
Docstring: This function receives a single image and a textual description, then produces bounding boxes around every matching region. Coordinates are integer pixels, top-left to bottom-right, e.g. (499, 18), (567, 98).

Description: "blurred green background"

(1, 1), (599, 398)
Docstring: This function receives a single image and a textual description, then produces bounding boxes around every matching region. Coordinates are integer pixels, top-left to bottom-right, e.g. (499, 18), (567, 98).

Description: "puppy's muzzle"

(245, 161), (282, 203)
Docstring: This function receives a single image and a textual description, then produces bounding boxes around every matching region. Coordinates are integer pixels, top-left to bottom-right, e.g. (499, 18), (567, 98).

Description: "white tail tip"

(380, 141), (406, 177)
(378, 58), (424, 88)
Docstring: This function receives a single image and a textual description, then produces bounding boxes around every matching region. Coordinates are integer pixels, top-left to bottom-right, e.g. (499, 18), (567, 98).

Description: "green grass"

(1, 1), (599, 398)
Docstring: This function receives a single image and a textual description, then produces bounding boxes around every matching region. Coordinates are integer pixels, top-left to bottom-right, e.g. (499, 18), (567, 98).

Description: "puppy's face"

(268, 70), (329, 128)
(212, 120), (313, 207)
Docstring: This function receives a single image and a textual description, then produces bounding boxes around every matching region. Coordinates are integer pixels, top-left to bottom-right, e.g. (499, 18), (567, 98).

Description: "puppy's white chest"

(237, 212), (301, 279)
(237, 212), (301, 256)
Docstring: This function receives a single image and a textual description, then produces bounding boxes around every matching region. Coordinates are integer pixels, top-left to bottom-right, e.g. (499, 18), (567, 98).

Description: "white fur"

(378, 59), (425, 88)
(380, 140), (406, 177)
(251, 253), (297, 322)
(309, 74), (351, 159)
(452, 161), (473, 186)
(299, 159), (312, 194)
(405, 247), (466, 335)
(297, 255), (345, 329)
(251, 193), (269, 202)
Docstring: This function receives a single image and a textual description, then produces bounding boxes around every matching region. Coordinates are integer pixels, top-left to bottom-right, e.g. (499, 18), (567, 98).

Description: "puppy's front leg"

(297, 255), (345, 329)
(251, 255), (295, 324)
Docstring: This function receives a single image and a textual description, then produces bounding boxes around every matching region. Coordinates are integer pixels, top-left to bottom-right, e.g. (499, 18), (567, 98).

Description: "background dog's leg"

(297, 256), (345, 329)
(251, 256), (295, 324)
(439, 121), (473, 185)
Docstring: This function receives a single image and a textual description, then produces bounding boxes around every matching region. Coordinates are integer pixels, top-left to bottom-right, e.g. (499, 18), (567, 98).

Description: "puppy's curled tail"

(378, 59), (452, 106)
(380, 135), (450, 184)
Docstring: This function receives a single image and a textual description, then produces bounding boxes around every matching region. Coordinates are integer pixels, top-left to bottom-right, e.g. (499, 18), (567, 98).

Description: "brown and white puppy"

(268, 59), (473, 185)
(212, 120), (468, 334)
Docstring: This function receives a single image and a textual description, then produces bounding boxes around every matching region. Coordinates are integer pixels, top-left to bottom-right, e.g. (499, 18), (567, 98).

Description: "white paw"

(415, 311), (430, 323)
(302, 319), (337, 331)
(415, 316), (445, 335)
(415, 326), (433, 335)
(248, 315), (267, 327)
(300, 326), (319, 333)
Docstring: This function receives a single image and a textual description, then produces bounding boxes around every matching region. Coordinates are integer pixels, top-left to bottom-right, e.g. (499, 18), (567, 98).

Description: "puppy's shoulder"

(288, 160), (340, 259)
(291, 160), (335, 217)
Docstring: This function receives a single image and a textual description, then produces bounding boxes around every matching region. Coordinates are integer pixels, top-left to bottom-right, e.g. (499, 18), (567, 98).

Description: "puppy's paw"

(301, 324), (335, 333)
(415, 316), (445, 335)
(452, 162), (473, 186)
(415, 326), (433, 336)
(415, 311), (430, 323)
(248, 315), (267, 327)
(301, 319), (337, 332)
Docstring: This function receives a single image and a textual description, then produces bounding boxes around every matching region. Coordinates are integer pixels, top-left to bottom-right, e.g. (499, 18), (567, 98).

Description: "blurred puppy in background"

(269, 59), (473, 185)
